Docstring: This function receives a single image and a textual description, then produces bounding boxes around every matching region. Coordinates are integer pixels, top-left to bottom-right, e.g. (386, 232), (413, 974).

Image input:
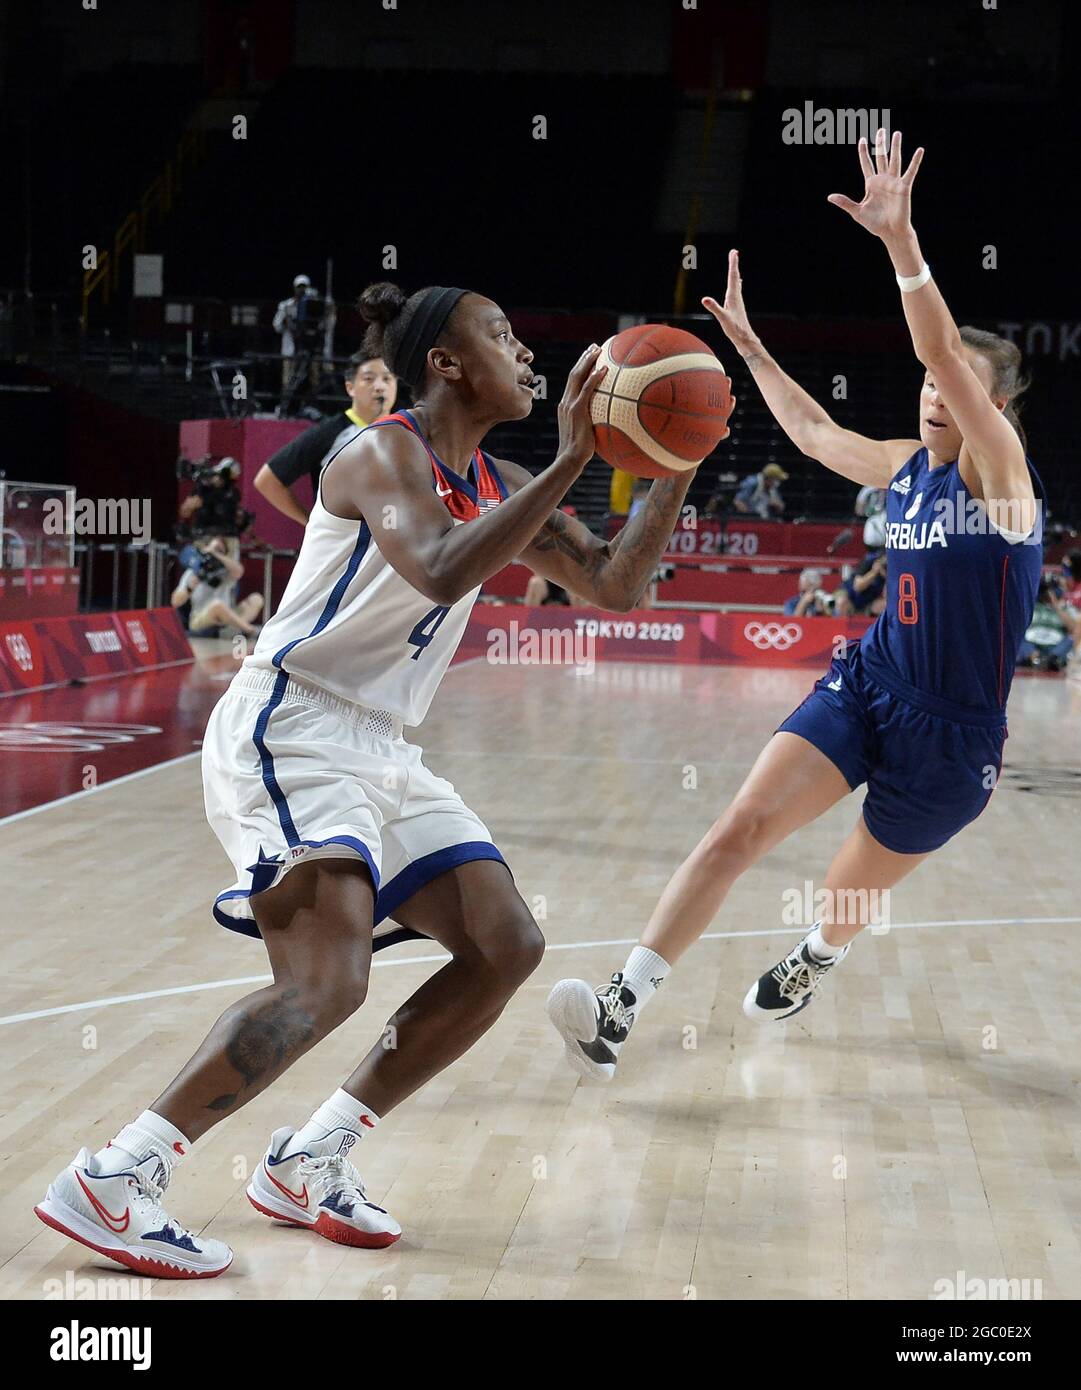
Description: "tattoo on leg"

(206, 987), (315, 1114)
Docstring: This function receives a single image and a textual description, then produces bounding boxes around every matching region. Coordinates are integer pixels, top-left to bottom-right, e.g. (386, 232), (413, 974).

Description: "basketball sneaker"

(743, 931), (850, 1021)
(34, 1148), (232, 1278)
(546, 972), (638, 1082)
(247, 1127), (401, 1248)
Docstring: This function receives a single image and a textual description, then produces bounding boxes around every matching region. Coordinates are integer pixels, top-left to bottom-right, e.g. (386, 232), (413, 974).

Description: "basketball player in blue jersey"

(549, 130), (1044, 1080)
(34, 282), (719, 1277)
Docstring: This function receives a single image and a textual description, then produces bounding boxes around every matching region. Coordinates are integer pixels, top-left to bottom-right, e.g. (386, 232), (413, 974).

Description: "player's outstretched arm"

(500, 461), (693, 613)
(703, 249), (914, 488)
(829, 129), (1033, 519)
(323, 346), (607, 606)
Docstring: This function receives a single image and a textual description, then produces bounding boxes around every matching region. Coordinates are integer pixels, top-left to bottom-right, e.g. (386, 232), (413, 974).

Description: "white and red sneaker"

(247, 1127), (401, 1249)
(34, 1148), (232, 1279)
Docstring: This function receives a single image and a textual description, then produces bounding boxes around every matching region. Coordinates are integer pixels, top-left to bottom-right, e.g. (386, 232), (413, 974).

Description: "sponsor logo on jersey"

(890, 475), (912, 495)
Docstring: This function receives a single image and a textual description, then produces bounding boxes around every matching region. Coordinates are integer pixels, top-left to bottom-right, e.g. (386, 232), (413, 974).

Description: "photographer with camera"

(177, 455), (253, 539)
(253, 351), (397, 527)
(784, 567), (832, 617)
(171, 537), (263, 637)
(833, 550), (888, 618)
(273, 275), (320, 384)
(174, 454), (261, 636)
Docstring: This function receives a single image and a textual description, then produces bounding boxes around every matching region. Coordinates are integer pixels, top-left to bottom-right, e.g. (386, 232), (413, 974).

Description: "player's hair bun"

(358, 281), (407, 326)
(358, 282), (409, 365)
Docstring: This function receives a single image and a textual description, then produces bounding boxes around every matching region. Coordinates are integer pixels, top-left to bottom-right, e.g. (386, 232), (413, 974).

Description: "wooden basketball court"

(2, 651), (1079, 1301)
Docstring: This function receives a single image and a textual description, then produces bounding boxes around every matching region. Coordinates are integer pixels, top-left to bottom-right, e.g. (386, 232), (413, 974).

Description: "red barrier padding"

(580, 516), (867, 560)
(0, 607), (193, 696)
(482, 555), (853, 606)
(0, 567), (81, 619)
(655, 518), (865, 560)
(457, 605), (871, 668)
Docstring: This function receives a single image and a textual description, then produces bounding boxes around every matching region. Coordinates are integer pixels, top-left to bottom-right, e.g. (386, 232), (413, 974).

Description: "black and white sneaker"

(743, 932), (850, 1022)
(546, 973), (637, 1082)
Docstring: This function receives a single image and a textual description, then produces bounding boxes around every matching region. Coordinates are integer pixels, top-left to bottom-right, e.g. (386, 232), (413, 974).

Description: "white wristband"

(896, 262), (931, 293)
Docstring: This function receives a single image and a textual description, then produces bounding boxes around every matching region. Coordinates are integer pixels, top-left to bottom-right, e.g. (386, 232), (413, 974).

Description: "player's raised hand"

(556, 343), (607, 470)
(702, 249), (761, 359)
(827, 129), (924, 243)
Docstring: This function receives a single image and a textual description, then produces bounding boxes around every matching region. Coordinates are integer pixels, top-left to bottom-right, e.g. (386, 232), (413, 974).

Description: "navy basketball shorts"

(777, 648), (1007, 856)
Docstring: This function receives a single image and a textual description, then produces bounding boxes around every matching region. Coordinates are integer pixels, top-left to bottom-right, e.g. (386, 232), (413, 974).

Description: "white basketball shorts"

(202, 668), (505, 949)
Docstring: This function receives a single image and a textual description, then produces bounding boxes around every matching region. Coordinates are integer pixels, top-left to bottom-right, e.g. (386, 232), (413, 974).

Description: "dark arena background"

(1, 0), (1079, 1344)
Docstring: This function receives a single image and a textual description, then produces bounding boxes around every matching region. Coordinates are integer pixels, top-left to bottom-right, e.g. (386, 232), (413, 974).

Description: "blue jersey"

(860, 448), (1043, 718)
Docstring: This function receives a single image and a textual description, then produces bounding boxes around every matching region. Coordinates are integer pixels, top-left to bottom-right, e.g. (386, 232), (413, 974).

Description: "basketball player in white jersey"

(34, 281), (719, 1277)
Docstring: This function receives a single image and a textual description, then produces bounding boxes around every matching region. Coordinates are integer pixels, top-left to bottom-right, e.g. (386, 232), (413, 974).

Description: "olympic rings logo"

(743, 621), (802, 651)
(4, 632), (34, 672)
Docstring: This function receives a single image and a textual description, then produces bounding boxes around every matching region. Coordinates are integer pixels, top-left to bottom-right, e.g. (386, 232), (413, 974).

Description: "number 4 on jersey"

(408, 604), (450, 659)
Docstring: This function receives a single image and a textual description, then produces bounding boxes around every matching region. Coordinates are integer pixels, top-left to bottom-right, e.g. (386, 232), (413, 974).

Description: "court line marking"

(0, 751), (202, 828)
(2, 915), (1078, 1028)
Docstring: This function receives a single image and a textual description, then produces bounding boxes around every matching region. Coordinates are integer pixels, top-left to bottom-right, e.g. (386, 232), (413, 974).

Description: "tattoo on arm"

(742, 353), (765, 373)
(527, 476), (690, 609)
(601, 475), (689, 606)
(531, 510), (609, 585)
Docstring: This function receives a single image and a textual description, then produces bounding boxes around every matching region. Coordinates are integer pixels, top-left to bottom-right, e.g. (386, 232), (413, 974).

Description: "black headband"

(394, 286), (469, 388)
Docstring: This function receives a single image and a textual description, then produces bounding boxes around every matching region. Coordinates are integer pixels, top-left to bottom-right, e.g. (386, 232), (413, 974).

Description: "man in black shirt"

(254, 353), (397, 526)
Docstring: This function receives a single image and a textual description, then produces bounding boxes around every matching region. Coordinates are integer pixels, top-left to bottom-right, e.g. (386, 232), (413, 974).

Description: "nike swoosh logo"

(76, 1171), (131, 1232)
(265, 1164), (309, 1209)
(435, 484), (452, 497)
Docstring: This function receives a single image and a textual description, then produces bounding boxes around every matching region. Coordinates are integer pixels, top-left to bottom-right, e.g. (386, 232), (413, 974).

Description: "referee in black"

(254, 352), (397, 526)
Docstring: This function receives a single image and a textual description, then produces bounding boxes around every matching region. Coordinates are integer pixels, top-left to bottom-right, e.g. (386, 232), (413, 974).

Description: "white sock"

(292, 1088), (379, 1153)
(620, 945), (671, 1011)
(805, 922), (846, 961)
(94, 1110), (191, 1176)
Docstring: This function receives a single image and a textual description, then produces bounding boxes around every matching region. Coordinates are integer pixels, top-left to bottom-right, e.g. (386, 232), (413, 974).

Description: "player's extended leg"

(343, 858), (544, 1114)
(245, 859), (542, 1247)
(151, 858), (375, 1136)
(547, 731), (852, 1080)
(34, 858), (378, 1276)
(742, 814), (929, 1020)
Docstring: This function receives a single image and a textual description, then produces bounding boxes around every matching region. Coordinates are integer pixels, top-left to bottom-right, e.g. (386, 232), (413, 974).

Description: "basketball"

(590, 324), (734, 478)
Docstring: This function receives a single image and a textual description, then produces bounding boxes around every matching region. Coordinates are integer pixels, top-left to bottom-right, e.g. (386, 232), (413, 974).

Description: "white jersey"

(243, 410), (507, 726)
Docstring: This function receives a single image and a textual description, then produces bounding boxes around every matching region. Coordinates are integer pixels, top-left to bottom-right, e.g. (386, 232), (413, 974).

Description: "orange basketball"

(590, 324), (733, 478)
